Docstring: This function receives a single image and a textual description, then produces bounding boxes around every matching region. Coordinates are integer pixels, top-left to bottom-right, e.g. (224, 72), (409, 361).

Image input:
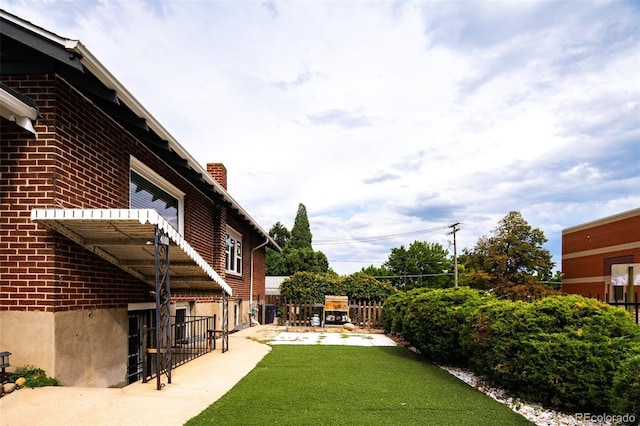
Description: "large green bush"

(280, 271), (396, 302)
(279, 272), (343, 301)
(611, 348), (640, 420)
(466, 296), (640, 412)
(387, 289), (640, 414)
(402, 287), (493, 365)
(382, 288), (430, 334)
(343, 272), (397, 302)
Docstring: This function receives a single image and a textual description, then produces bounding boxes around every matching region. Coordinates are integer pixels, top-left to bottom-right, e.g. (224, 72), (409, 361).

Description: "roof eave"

(0, 10), (279, 250)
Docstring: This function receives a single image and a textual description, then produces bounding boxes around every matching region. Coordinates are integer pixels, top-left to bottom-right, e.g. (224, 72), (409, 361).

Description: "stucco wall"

(54, 308), (128, 388)
(0, 311), (55, 378)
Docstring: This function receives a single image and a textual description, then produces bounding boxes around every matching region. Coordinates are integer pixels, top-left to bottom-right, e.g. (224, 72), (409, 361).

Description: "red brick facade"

(207, 163), (228, 190)
(0, 74), (266, 312)
(0, 12), (273, 387)
(561, 209), (640, 297)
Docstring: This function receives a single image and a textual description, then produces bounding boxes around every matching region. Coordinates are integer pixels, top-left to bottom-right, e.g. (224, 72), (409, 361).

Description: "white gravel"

(437, 363), (618, 426)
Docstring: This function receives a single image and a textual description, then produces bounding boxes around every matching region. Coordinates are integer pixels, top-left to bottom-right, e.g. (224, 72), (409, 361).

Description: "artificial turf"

(186, 345), (534, 426)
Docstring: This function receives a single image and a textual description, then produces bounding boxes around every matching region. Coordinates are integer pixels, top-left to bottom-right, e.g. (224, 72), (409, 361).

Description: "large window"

(130, 157), (184, 233)
(225, 229), (242, 275)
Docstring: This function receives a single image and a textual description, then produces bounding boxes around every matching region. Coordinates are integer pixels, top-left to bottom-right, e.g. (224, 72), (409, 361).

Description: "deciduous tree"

(461, 211), (555, 295)
(384, 241), (453, 290)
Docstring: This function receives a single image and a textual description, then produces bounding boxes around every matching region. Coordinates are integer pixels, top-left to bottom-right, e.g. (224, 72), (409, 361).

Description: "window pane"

(130, 170), (179, 230)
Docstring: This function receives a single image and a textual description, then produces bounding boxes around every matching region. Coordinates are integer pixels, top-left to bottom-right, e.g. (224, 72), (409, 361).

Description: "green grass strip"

(187, 345), (533, 425)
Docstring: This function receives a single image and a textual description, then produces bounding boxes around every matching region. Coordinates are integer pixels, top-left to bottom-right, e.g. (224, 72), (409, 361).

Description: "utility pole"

(448, 222), (461, 287)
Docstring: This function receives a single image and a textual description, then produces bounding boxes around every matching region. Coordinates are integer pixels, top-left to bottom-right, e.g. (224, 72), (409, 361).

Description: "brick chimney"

(207, 163), (227, 190)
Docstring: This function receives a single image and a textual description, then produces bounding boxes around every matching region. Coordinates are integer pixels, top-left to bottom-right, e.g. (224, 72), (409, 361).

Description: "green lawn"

(186, 345), (533, 425)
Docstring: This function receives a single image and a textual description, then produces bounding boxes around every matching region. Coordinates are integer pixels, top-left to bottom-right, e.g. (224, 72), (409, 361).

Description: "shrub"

(8, 365), (58, 387)
(611, 348), (640, 420)
(402, 287), (493, 365)
(279, 272), (343, 301)
(387, 289), (640, 414)
(467, 296), (640, 412)
(343, 272), (397, 302)
(281, 271), (397, 303)
(381, 288), (430, 334)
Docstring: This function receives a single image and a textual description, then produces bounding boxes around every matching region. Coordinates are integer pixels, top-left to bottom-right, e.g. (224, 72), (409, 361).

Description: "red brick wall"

(1, 74), (266, 312)
(1, 75), (152, 311)
(223, 215), (267, 303)
(562, 210), (640, 296)
(206, 163), (227, 190)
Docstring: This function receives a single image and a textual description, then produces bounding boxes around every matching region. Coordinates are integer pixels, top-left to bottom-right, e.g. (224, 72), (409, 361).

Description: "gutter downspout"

(250, 239), (269, 326)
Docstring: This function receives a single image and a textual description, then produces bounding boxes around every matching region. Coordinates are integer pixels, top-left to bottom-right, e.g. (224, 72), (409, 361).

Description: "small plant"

(8, 365), (58, 388)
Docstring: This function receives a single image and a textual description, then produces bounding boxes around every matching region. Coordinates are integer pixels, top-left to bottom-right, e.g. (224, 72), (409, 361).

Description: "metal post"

(222, 291), (229, 353)
(448, 223), (461, 287)
(154, 225), (171, 390)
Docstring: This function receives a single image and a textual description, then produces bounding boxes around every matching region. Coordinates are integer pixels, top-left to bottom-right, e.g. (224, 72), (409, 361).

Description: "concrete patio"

(0, 325), (395, 425)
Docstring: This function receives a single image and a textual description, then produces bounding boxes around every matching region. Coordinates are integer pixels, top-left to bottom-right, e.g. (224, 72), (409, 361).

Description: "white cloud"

(4, 0), (639, 274)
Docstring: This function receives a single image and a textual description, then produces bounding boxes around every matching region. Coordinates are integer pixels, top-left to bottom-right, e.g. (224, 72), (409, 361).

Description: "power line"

(314, 226), (446, 245)
(370, 273), (454, 279)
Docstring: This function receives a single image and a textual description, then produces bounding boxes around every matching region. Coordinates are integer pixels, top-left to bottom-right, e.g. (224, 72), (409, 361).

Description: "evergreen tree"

(289, 203), (312, 249)
(269, 221), (290, 248)
(265, 203), (330, 275)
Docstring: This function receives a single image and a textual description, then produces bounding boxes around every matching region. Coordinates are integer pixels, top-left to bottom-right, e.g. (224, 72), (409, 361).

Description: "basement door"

(127, 309), (154, 384)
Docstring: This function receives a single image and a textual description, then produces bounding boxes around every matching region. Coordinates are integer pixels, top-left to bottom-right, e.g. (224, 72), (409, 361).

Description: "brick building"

(0, 11), (278, 387)
(561, 208), (640, 299)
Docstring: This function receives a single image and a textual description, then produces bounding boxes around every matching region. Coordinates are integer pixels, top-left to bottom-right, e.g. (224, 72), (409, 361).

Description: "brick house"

(561, 208), (640, 299)
(0, 11), (278, 387)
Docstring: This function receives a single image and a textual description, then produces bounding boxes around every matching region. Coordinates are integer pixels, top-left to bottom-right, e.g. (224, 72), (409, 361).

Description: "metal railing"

(142, 315), (221, 384)
(592, 292), (639, 324)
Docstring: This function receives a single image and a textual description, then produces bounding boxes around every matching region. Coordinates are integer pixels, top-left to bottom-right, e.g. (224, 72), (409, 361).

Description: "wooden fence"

(282, 299), (384, 329)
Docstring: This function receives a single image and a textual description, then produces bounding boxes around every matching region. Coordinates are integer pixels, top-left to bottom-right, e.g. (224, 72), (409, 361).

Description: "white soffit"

(30, 208), (232, 295)
(0, 86), (38, 133)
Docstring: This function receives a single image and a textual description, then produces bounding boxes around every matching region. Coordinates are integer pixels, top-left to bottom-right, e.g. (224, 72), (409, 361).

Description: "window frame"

(130, 156), (185, 234)
(225, 227), (243, 276)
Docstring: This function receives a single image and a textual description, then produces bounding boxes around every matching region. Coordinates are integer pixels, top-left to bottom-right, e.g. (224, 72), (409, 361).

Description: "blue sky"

(5, 0), (639, 274)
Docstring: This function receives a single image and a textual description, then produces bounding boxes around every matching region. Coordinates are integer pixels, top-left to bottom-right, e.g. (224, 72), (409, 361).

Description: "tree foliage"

(343, 272), (397, 301)
(269, 221), (291, 248)
(265, 203), (330, 275)
(384, 241), (453, 290)
(461, 211), (554, 294)
(265, 247), (288, 275)
(360, 264), (392, 278)
(283, 246), (329, 274)
(279, 271), (396, 302)
(289, 203), (312, 249)
(279, 272), (342, 301)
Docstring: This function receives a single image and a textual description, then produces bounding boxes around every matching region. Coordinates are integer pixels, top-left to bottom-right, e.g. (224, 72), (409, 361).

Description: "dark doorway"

(127, 309), (154, 384)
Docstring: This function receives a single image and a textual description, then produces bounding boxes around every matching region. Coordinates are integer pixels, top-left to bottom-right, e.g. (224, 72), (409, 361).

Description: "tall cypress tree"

(289, 203), (312, 249)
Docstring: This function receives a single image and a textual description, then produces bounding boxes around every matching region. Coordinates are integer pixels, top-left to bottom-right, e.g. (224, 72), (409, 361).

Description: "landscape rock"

(342, 323), (356, 331)
(3, 383), (17, 394)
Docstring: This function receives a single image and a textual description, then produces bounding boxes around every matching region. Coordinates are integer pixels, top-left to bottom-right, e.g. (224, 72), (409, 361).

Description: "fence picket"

(280, 299), (384, 329)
